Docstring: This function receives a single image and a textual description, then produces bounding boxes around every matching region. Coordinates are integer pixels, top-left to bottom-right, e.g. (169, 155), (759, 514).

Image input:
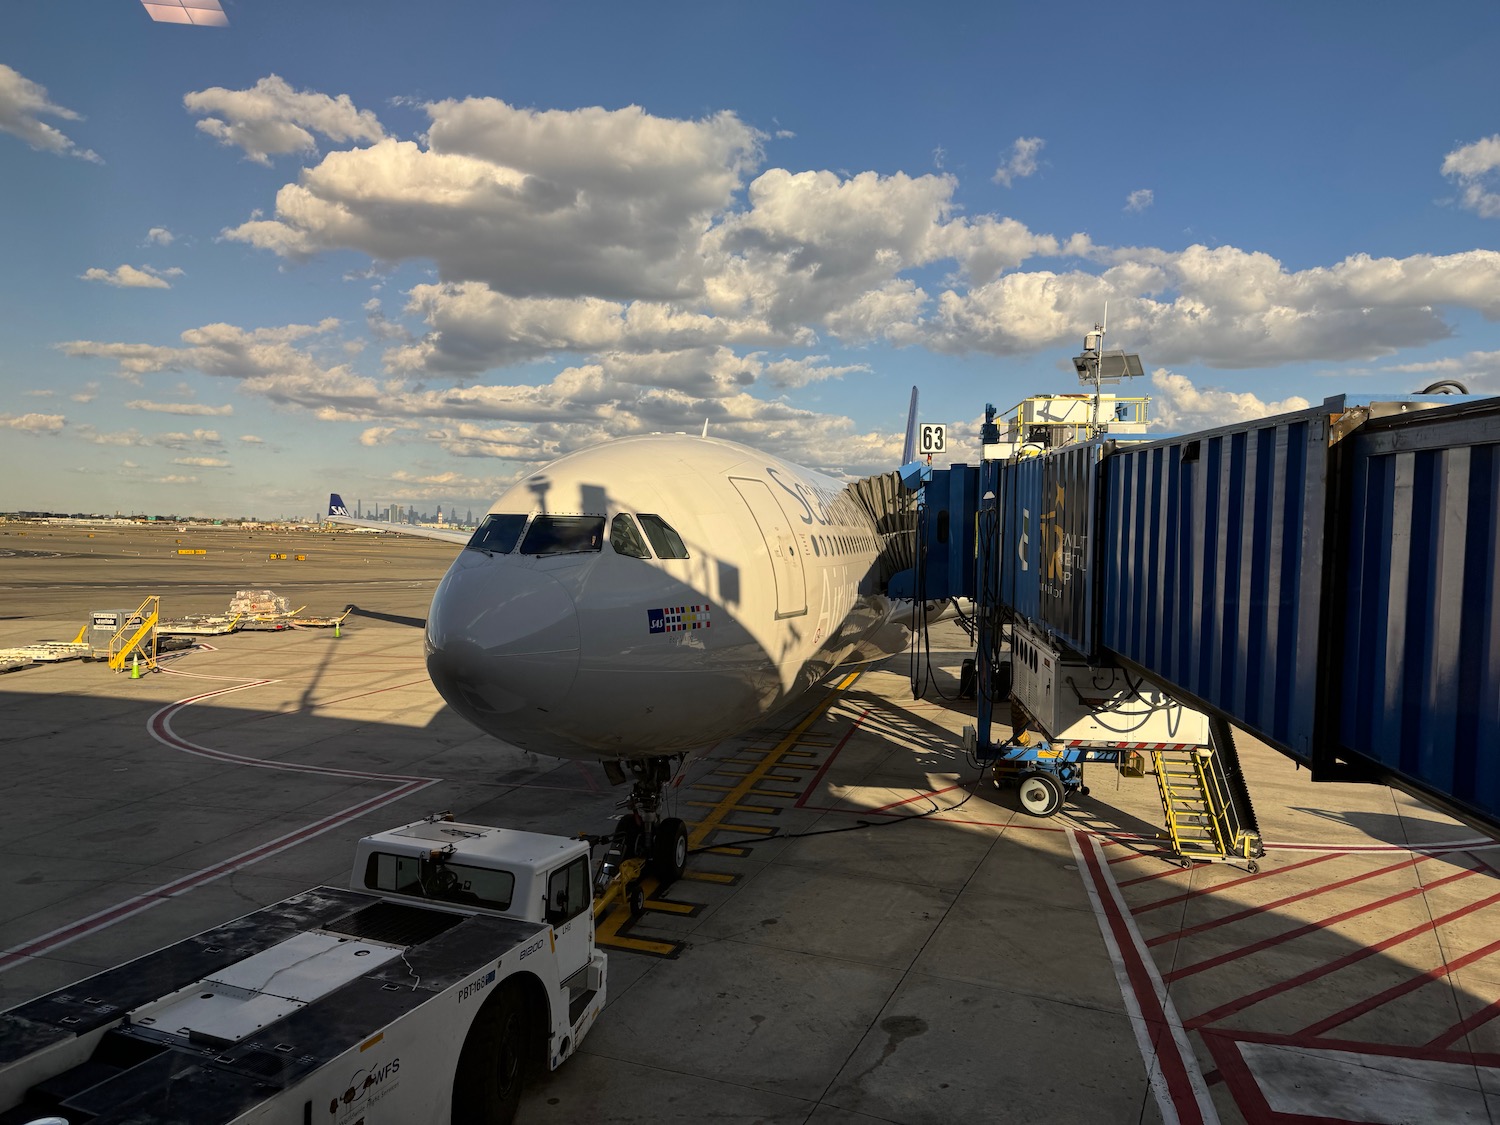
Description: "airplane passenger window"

(520, 515), (605, 555)
(638, 514), (689, 559)
(466, 512), (528, 554)
(610, 513), (652, 559)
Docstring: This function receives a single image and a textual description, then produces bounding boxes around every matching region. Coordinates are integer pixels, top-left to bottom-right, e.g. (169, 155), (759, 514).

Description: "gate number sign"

(919, 423), (946, 455)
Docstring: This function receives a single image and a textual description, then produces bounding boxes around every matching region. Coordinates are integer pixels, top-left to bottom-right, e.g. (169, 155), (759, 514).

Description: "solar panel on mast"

(140, 0), (228, 26)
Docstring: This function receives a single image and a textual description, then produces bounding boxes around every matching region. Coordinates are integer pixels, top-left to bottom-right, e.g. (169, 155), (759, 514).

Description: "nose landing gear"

(590, 755), (688, 913)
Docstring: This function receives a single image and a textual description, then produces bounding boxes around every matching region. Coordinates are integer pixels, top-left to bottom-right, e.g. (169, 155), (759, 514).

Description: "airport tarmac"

(2, 524), (1499, 1124)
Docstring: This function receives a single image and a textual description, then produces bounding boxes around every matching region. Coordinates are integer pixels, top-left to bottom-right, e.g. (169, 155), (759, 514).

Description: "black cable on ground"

(687, 769), (983, 856)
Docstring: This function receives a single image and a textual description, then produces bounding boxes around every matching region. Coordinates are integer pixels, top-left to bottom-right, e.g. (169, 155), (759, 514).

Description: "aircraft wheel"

(452, 981), (530, 1125)
(1017, 772), (1064, 818)
(652, 817), (689, 884)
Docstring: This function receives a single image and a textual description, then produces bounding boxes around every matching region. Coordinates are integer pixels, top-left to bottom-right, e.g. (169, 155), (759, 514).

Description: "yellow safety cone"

(130, 652), (141, 679)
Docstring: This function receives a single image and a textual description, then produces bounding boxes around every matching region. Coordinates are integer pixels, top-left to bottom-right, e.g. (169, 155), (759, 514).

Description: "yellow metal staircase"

(108, 596), (160, 674)
(1151, 727), (1263, 870)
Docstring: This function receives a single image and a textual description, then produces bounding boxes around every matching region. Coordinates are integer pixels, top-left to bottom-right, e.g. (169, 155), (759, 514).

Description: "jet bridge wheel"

(452, 979), (535, 1125)
(1017, 771), (1065, 818)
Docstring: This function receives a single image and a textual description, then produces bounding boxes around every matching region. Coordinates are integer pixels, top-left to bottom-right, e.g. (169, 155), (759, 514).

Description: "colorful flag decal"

(648, 604), (712, 633)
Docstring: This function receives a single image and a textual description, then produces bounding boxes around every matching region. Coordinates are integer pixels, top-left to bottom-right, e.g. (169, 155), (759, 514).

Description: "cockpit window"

(610, 513), (652, 559)
(637, 514), (689, 559)
(466, 513), (528, 554)
(520, 515), (605, 556)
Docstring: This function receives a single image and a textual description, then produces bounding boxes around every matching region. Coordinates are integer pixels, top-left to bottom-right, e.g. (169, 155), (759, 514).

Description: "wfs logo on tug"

(330, 1057), (401, 1119)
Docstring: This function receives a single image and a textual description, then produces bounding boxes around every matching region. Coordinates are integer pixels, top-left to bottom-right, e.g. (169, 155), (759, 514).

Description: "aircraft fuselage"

(423, 434), (890, 761)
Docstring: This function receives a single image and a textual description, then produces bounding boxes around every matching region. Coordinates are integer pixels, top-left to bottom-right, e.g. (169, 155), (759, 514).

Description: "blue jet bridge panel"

(958, 394), (1500, 832)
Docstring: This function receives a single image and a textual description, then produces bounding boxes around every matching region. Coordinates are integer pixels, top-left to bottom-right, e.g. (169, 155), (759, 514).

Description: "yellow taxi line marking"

(641, 898), (696, 915)
(690, 821), (775, 836)
(682, 870), (737, 884)
(685, 672), (862, 857)
(685, 801), (780, 815)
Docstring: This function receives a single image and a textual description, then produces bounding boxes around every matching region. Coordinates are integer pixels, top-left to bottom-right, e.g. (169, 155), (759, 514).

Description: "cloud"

(156, 429), (222, 449)
(0, 412), (65, 434)
(156, 475), (198, 485)
(0, 64), (100, 162)
(171, 456), (229, 468)
(924, 246), (1500, 367)
(1442, 135), (1500, 219)
(1384, 348), (1500, 393)
(23, 389), (54, 397)
(238, 434), (265, 443)
(359, 426), (400, 446)
(146, 227), (175, 246)
(80, 264), (181, 289)
(126, 400), (234, 416)
(183, 74), (385, 165)
(992, 136), (1043, 187)
(1125, 189), (1154, 213)
(1148, 370), (1312, 430)
(223, 98), (762, 299)
(61, 318), (343, 380)
(70, 383), (98, 403)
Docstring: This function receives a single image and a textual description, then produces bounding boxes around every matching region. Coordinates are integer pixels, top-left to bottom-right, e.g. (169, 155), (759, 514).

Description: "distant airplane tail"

(328, 493), (351, 518)
(900, 386), (919, 465)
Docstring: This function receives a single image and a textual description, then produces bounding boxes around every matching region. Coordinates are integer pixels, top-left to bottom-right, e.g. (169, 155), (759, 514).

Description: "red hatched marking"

(1131, 853), (1340, 915)
(1184, 887), (1500, 1030)
(1295, 932), (1500, 1038)
(1427, 992), (1500, 1050)
(1144, 854), (1437, 947)
(1166, 864), (1482, 982)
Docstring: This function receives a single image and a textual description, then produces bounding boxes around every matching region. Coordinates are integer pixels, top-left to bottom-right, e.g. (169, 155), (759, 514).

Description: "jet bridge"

(905, 392), (1500, 840)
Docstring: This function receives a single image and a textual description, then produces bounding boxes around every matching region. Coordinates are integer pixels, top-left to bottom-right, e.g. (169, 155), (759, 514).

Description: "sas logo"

(648, 605), (711, 634)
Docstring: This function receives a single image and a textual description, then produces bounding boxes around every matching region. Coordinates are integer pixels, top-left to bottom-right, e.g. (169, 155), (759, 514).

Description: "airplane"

(326, 404), (925, 882)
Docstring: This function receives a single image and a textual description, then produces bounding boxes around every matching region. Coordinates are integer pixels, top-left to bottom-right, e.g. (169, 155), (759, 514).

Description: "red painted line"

(0, 778), (435, 971)
(1117, 864), (1197, 887)
(1427, 993), (1500, 1050)
(1264, 838), (1496, 854)
(793, 708), (868, 809)
(1166, 865), (1481, 982)
(1298, 933), (1500, 1038)
(150, 687), (431, 782)
(1184, 888), (1500, 1030)
(1132, 853), (1340, 915)
(1, 671), (444, 975)
(867, 783), (966, 814)
(1144, 854), (1433, 946)
(1074, 830), (1208, 1124)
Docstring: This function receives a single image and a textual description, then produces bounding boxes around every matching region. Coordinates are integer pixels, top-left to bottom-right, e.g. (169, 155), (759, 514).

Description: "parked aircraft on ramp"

(326, 424), (921, 879)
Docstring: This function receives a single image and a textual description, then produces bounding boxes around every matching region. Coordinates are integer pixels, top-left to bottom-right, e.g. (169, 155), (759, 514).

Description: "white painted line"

(1, 671), (440, 974)
(1070, 829), (1220, 1125)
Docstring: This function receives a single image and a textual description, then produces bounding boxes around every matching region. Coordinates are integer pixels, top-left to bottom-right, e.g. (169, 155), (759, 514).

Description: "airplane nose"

(425, 556), (581, 722)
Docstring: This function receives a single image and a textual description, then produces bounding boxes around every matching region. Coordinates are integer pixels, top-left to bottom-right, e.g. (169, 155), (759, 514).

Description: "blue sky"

(3, 1), (1498, 518)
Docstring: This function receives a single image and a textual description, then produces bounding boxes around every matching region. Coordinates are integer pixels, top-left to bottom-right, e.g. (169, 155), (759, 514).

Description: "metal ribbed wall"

(1100, 409), (1330, 759)
(1340, 406), (1500, 818)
